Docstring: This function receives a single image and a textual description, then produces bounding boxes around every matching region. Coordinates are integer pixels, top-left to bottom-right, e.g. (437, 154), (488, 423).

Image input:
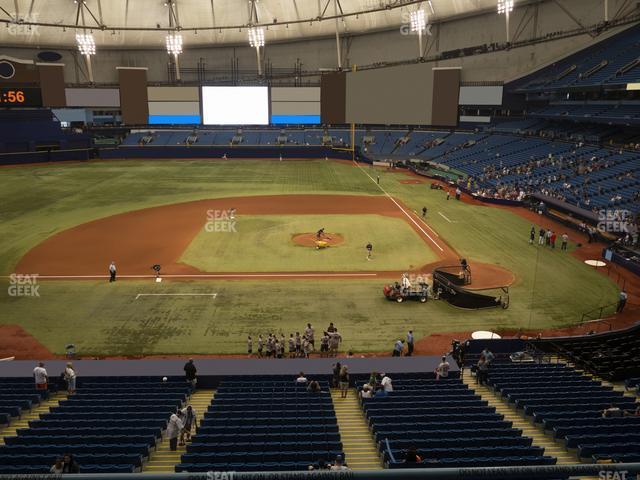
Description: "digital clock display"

(0, 87), (42, 107)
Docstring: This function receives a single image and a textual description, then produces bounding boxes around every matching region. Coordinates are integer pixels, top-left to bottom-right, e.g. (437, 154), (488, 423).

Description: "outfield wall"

(99, 145), (360, 161)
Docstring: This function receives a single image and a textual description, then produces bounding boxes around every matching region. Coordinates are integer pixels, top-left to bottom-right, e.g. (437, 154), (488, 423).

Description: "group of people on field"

(529, 226), (569, 251)
(247, 323), (343, 358)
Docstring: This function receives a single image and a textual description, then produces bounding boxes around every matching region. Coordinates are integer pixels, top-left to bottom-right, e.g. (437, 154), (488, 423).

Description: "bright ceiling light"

(248, 26), (265, 48)
(427, 0), (435, 15)
(410, 9), (426, 32)
(76, 33), (95, 55)
(497, 0), (514, 14)
(166, 33), (183, 55)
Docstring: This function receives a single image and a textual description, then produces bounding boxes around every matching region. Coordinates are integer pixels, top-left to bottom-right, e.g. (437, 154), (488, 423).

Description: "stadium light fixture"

(76, 33), (95, 55)
(410, 9), (426, 32)
(248, 26), (265, 48)
(497, 0), (514, 15)
(166, 33), (183, 55)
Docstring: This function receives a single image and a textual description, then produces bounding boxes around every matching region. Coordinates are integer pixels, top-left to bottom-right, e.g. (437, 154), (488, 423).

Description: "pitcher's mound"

(292, 233), (345, 247)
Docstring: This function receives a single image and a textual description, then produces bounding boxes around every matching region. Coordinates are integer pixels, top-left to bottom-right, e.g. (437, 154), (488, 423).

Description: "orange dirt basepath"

(0, 325), (57, 360)
(292, 233), (345, 247)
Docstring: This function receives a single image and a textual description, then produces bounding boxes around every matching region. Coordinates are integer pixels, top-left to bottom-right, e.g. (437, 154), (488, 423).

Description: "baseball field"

(0, 158), (621, 356)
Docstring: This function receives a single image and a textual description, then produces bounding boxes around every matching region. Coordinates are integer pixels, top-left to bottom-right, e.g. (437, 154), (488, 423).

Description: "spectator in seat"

(330, 455), (349, 470)
(476, 357), (489, 385)
(360, 385), (373, 399)
(332, 362), (341, 388)
(403, 446), (422, 464)
(63, 362), (77, 395)
(50, 457), (64, 474)
(339, 365), (350, 398)
(307, 380), (321, 393)
(61, 453), (80, 473)
(184, 359), (197, 387)
(179, 405), (197, 445)
(481, 348), (495, 365)
(624, 406), (640, 416)
(368, 371), (379, 390)
(374, 386), (388, 398)
(167, 410), (184, 451)
(603, 404), (623, 418)
(33, 362), (48, 391)
(296, 372), (308, 384)
(381, 373), (393, 393)
(436, 356), (450, 380)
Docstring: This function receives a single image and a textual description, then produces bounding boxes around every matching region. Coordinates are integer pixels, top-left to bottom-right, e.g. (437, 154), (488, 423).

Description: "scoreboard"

(0, 87), (43, 107)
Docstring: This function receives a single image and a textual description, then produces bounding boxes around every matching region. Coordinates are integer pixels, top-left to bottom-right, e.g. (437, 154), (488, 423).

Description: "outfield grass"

(0, 159), (621, 355)
(180, 214), (437, 272)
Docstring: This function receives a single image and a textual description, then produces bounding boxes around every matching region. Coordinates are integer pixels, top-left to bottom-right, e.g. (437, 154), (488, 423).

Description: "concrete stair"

(143, 389), (215, 473)
(331, 388), (382, 471)
(0, 392), (67, 445)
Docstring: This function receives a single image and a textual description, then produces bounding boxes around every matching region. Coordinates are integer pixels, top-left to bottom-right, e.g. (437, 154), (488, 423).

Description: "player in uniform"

(366, 242), (373, 260)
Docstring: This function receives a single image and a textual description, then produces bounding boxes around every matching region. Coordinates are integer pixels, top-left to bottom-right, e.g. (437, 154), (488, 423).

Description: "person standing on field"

(422, 207), (427, 218)
(529, 226), (536, 244)
(108, 261), (116, 282)
(561, 233), (569, 251)
(406, 330), (414, 356)
(538, 227), (545, 246)
(366, 242), (373, 260)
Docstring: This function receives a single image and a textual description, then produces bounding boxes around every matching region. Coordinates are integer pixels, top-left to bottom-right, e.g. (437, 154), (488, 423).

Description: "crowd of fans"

(246, 323), (343, 358)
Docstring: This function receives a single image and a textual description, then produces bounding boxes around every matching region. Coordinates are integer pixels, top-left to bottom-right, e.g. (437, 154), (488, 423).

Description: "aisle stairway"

(0, 392), (67, 445)
(143, 389), (215, 473)
(331, 389), (382, 470)
(462, 370), (577, 466)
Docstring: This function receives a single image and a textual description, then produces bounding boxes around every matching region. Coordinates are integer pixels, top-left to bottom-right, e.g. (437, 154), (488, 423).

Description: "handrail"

(580, 302), (618, 324)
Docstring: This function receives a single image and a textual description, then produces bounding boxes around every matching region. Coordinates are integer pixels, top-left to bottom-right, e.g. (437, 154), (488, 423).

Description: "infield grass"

(180, 214), (437, 272)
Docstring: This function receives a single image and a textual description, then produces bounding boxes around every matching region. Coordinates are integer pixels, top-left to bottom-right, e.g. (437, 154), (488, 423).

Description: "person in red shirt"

(550, 232), (557, 249)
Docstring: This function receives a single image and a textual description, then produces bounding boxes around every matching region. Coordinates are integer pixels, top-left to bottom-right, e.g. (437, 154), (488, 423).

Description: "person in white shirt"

(360, 386), (373, 399)
(64, 362), (77, 394)
(108, 261), (116, 282)
(330, 455), (349, 471)
(406, 330), (414, 356)
(295, 372), (308, 383)
(33, 362), (48, 391)
(380, 373), (393, 392)
(436, 356), (450, 380)
(167, 411), (184, 451)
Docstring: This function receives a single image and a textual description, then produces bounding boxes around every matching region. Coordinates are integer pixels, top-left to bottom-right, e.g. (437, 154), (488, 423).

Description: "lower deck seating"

(358, 374), (556, 468)
(0, 376), (189, 474)
(487, 362), (640, 461)
(176, 380), (342, 472)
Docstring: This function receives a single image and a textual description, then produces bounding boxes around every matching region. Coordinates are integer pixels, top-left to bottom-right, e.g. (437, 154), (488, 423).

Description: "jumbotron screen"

(201, 86), (269, 125)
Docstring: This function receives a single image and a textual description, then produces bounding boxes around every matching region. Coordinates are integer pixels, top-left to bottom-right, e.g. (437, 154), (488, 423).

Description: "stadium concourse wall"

(0, 148), (92, 165)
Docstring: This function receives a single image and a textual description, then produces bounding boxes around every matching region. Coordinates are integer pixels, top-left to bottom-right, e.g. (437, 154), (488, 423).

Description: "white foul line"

(2, 273), (379, 280)
(438, 211), (456, 223)
(136, 293), (218, 300)
(353, 162), (444, 252)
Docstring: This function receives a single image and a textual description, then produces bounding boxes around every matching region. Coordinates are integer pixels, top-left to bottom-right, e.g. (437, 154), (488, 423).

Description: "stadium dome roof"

(1, 0), (502, 49)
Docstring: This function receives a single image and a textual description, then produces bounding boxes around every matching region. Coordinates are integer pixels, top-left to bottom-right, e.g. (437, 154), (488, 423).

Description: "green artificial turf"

(179, 214), (437, 272)
(0, 159), (621, 355)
